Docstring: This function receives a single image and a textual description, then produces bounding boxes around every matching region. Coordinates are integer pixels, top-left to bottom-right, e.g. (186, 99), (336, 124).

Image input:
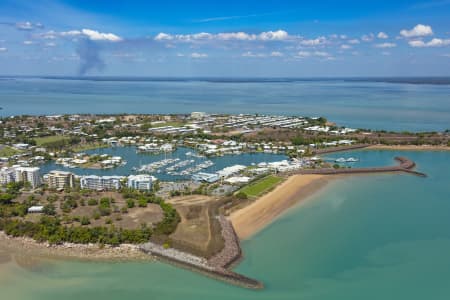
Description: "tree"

(43, 203), (56, 216)
(81, 216), (90, 226)
(126, 199), (135, 208)
(235, 192), (248, 200)
(0, 193), (14, 205)
(88, 198), (98, 206)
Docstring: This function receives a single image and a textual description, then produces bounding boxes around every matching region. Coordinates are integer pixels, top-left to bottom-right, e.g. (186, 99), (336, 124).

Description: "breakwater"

(293, 156), (426, 177)
(139, 216), (263, 289)
(208, 216), (242, 269)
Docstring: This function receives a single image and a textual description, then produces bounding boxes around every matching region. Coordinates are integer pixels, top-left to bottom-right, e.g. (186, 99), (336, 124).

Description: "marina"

(39, 146), (289, 181)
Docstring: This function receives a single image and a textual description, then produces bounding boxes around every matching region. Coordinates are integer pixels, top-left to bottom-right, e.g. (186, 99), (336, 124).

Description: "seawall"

(139, 216), (263, 289)
(291, 156), (426, 177)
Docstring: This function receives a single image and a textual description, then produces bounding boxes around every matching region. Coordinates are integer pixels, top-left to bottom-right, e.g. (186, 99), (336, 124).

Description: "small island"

(0, 112), (447, 288)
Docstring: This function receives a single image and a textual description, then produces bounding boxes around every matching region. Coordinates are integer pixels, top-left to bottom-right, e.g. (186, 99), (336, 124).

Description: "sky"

(0, 0), (450, 77)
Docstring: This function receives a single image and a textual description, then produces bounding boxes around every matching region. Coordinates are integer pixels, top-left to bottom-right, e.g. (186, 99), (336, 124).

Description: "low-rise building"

(192, 172), (220, 183)
(14, 166), (41, 188)
(47, 170), (75, 190)
(127, 174), (153, 191)
(0, 167), (15, 186)
(28, 206), (44, 213)
(80, 175), (123, 190)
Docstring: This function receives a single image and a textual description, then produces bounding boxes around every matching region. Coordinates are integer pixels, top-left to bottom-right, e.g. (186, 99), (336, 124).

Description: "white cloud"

(60, 30), (82, 37)
(191, 52), (208, 58)
(42, 29), (122, 42)
(242, 51), (266, 58)
(23, 40), (34, 45)
(45, 42), (56, 47)
(155, 33), (173, 41)
(154, 30), (291, 42)
(340, 44), (352, 50)
(16, 21), (33, 30)
(313, 51), (330, 57)
(39, 31), (58, 39)
(361, 33), (375, 42)
(258, 30), (289, 41)
(217, 32), (256, 41)
(348, 39), (360, 44)
(270, 51), (284, 57)
(0, 47), (7, 52)
(296, 51), (332, 58)
(381, 51), (391, 56)
(375, 42), (396, 48)
(400, 24), (433, 38)
(409, 38), (450, 47)
(81, 29), (122, 41)
(377, 32), (389, 39)
(299, 36), (327, 46)
(296, 51), (311, 58)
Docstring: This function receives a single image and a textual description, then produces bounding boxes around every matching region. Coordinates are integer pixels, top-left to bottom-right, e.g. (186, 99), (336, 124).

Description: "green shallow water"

(1, 150), (450, 299)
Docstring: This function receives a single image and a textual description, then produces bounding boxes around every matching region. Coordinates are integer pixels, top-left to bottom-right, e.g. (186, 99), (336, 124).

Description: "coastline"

(0, 231), (152, 262)
(229, 174), (332, 240)
(367, 145), (450, 151)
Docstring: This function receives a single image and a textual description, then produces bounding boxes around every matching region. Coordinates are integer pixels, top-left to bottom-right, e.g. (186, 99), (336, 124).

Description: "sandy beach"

(229, 174), (330, 240)
(367, 145), (450, 151)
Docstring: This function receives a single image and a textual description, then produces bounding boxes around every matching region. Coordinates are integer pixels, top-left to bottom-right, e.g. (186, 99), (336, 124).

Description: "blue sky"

(0, 0), (450, 76)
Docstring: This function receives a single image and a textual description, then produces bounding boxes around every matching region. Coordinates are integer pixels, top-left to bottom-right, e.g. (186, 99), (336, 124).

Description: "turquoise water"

(323, 149), (411, 167)
(39, 146), (288, 181)
(1, 150), (449, 299)
(1, 78), (450, 131)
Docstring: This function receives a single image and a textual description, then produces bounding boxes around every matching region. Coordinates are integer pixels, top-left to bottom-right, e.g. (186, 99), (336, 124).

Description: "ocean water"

(1, 150), (449, 299)
(1, 77), (450, 131)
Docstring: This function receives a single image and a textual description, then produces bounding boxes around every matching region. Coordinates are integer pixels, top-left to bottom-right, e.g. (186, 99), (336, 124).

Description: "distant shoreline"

(1, 75), (450, 85)
(367, 145), (450, 151)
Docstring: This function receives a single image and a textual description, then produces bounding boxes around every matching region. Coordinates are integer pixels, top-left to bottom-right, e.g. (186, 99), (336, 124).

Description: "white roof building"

(217, 165), (246, 178)
(28, 206), (44, 213)
(127, 174), (153, 191)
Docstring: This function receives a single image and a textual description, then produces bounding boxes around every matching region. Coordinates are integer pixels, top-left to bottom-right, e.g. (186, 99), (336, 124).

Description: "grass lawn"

(34, 135), (70, 146)
(239, 175), (283, 198)
(72, 143), (108, 152)
(0, 145), (21, 157)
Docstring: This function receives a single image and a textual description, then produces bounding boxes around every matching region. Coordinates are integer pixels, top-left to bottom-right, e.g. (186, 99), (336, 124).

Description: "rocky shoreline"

(140, 216), (263, 289)
(0, 231), (152, 262)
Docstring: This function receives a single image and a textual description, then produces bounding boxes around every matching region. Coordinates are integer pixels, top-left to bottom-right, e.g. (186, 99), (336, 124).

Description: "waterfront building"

(127, 174), (153, 191)
(47, 170), (75, 190)
(225, 176), (251, 184)
(0, 167), (15, 186)
(14, 166), (41, 188)
(80, 175), (123, 190)
(192, 172), (220, 183)
(217, 165), (246, 178)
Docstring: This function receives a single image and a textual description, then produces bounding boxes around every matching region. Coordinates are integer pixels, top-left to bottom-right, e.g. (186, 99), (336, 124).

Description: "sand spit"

(229, 174), (329, 240)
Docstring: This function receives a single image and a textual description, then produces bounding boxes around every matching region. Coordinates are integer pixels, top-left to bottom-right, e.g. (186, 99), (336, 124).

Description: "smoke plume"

(76, 40), (105, 75)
